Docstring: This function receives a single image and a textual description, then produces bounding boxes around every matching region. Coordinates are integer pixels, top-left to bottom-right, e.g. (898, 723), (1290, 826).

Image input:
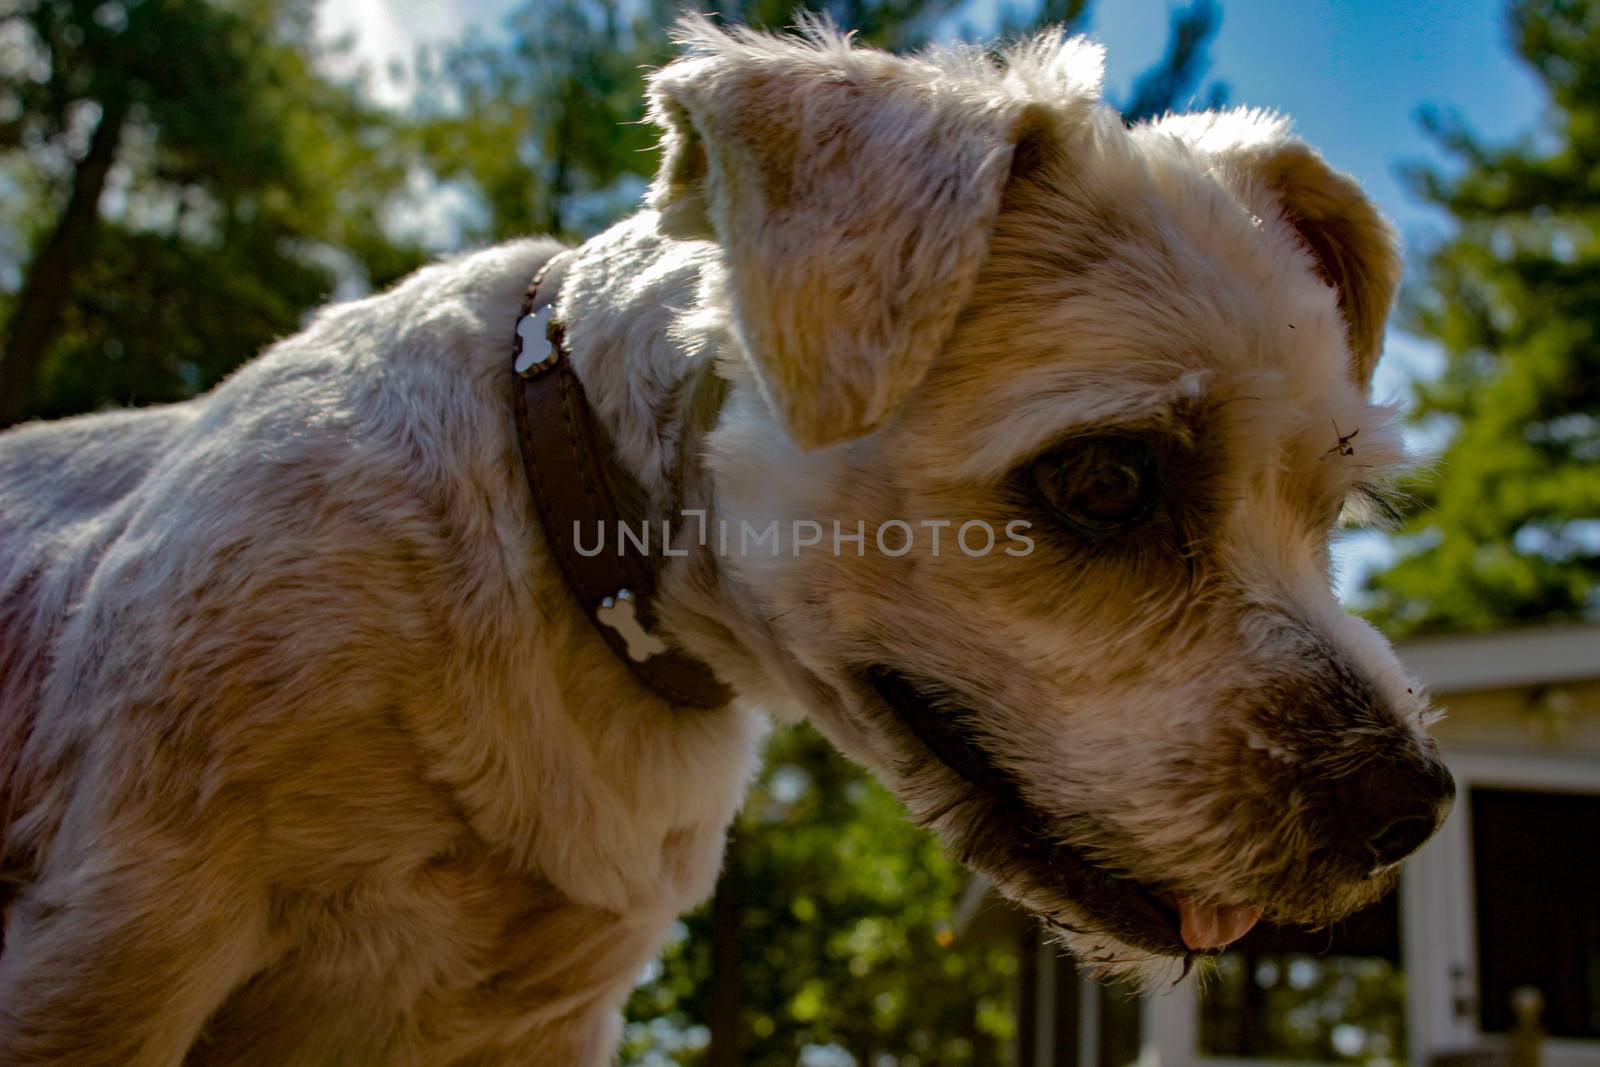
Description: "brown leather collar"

(510, 253), (732, 709)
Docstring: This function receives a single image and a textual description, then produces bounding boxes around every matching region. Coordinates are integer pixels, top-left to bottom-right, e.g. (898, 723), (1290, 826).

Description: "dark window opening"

(1471, 786), (1600, 1040)
(1097, 978), (1142, 1067)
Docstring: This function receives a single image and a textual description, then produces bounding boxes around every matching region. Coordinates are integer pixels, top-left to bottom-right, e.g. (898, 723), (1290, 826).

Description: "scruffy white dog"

(0, 18), (1452, 1066)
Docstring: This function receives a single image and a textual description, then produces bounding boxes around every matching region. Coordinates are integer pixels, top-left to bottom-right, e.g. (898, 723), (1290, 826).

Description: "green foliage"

(1200, 955), (1407, 1065)
(1365, 0), (1600, 634)
(410, 0), (972, 244)
(27, 224), (332, 416)
(0, 0), (423, 419)
(414, 0), (1226, 246)
(414, 0), (678, 240)
(622, 724), (1020, 1066)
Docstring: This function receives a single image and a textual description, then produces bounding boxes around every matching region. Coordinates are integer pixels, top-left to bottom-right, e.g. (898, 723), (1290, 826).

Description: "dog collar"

(510, 253), (732, 710)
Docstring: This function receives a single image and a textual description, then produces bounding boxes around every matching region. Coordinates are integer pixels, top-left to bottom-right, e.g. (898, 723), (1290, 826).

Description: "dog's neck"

(552, 213), (800, 709)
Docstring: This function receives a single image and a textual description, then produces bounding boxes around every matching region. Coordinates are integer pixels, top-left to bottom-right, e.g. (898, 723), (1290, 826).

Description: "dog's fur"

(0, 19), (1450, 1065)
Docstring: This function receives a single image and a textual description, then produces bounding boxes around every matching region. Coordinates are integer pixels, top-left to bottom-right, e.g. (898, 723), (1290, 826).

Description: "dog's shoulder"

(0, 238), (569, 732)
(207, 235), (566, 439)
(0, 239), (576, 878)
(0, 237), (566, 530)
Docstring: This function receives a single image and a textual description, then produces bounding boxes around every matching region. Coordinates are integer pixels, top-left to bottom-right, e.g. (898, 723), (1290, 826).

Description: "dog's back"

(0, 237), (557, 863)
(0, 405), (199, 897)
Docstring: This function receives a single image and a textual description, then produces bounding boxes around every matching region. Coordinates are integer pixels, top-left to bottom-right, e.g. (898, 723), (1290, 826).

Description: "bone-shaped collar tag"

(513, 306), (556, 377)
(596, 589), (668, 663)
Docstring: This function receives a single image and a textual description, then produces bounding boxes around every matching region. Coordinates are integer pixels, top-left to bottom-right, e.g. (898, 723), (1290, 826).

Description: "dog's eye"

(1030, 436), (1156, 534)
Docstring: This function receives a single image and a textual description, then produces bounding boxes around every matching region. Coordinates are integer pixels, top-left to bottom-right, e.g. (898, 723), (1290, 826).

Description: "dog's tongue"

(1175, 894), (1263, 950)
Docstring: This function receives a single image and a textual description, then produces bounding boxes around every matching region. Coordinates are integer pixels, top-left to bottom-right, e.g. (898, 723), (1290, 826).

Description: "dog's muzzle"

(865, 666), (1192, 956)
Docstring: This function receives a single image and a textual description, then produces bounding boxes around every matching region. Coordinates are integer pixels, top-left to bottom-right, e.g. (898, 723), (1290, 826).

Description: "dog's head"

(651, 19), (1454, 980)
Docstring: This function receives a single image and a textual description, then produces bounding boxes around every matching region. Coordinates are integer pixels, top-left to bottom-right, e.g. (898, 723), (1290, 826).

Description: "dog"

(0, 17), (1454, 1065)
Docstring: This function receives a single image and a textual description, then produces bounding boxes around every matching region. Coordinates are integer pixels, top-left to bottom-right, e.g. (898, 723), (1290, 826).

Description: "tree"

(1119, 0), (1225, 122)
(0, 0), (422, 425)
(414, 0), (681, 241)
(623, 725), (1022, 1067)
(1365, 0), (1600, 635)
(416, 0), (1225, 247)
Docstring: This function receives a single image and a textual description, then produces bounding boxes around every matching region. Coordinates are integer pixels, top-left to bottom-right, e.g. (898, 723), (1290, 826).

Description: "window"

(1198, 894), (1406, 1064)
(1012, 943), (1146, 1067)
(1095, 978), (1142, 1067)
(1471, 787), (1600, 1040)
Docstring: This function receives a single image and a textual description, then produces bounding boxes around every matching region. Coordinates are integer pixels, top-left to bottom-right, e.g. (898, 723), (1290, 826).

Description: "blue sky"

(321, 0), (1550, 596)
(1087, 0), (1545, 278)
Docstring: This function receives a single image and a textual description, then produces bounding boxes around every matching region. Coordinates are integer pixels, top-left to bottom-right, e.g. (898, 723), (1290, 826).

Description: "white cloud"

(316, 0), (518, 106)
(317, 0), (413, 105)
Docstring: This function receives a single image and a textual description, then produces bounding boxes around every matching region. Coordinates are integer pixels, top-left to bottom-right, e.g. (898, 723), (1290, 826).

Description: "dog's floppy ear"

(1254, 141), (1402, 389)
(648, 17), (1099, 449)
(1151, 110), (1402, 390)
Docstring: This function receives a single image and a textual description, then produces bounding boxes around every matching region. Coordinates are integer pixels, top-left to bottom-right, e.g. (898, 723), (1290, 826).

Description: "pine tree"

(0, 0), (422, 425)
(1366, 0), (1600, 634)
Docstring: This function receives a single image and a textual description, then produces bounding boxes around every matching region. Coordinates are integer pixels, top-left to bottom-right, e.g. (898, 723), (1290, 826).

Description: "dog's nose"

(1333, 753), (1455, 870)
